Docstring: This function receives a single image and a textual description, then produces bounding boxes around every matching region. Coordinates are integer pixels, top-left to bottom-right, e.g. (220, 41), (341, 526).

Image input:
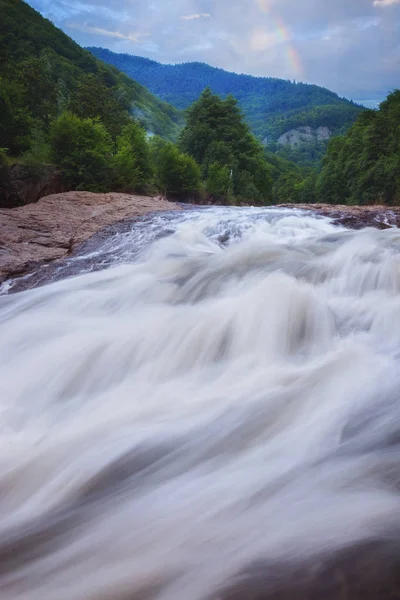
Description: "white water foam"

(1, 207), (400, 599)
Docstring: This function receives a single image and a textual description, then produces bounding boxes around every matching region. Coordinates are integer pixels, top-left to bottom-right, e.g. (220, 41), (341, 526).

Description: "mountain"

(87, 48), (365, 142)
(0, 0), (182, 156)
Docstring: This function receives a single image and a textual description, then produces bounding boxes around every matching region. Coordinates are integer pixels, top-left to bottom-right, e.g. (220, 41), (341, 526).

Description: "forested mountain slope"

(88, 47), (364, 141)
(0, 0), (305, 205)
(0, 0), (182, 156)
(318, 91), (400, 205)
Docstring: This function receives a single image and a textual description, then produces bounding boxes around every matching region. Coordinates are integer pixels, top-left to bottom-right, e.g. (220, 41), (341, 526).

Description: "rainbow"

(256, 1), (304, 79)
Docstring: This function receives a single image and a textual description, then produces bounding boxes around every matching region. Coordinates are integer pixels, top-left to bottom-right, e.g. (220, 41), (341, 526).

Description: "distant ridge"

(88, 47), (365, 141)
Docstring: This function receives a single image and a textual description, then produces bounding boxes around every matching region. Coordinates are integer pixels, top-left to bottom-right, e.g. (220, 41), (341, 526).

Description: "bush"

(206, 162), (232, 203)
(111, 122), (152, 191)
(0, 148), (8, 165)
(150, 137), (202, 197)
(50, 112), (113, 191)
(21, 126), (51, 167)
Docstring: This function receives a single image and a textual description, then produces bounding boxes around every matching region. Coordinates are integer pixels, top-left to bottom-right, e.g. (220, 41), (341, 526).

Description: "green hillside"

(318, 91), (400, 205)
(88, 48), (365, 142)
(0, 0), (182, 156)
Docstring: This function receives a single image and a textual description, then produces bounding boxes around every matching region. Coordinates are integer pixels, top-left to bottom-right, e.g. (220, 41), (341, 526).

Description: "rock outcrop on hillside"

(0, 191), (180, 284)
(278, 126), (332, 147)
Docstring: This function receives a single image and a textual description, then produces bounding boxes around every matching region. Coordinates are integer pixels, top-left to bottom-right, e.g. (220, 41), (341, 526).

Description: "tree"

(68, 73), (130, 138)
(317, 91), (400, 206)
(112, 122), (152, 190)
(317, 136), (348, 204)
(50, 112), (113, 191)
(180, 88), (272, 204)
(206, 163), (232, 203)
(150, 136), (202, 196)
(0, 76), (32, 154)
(203, 140), (236, 176)
(16, 54), (58, 127)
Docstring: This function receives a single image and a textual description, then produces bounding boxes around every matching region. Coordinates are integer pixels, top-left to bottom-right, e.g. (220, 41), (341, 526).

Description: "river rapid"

(1, 206), (400, 599)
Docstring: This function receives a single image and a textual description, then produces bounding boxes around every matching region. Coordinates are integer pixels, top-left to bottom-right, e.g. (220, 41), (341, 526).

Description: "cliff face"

(278, 126), (332, 147)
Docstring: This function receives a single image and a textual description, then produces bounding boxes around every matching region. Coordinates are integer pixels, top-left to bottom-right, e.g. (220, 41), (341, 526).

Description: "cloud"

(181, 13), (211, 20)
(69, 23), (145, 43)
(26, 0), (400, 104)
(374, 0), (400, 6)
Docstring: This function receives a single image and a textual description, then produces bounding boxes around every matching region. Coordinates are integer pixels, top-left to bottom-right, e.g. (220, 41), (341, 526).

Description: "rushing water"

(1, 206), (400, 599)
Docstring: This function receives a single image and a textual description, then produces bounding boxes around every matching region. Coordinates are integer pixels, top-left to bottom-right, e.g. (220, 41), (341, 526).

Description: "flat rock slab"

(0, 191), (180, 283)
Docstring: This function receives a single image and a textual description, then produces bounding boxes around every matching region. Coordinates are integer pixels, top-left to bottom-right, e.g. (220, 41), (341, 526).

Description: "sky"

(26, 0), (400, 105)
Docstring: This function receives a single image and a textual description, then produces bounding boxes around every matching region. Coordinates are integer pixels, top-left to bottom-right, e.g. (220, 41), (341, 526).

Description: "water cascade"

(1, 207), (400, 599)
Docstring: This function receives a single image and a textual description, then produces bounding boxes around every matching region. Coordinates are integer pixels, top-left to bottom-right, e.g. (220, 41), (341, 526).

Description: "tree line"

(4, 84), (399, 206)
(31, 87), (273, 203)
(317, 91), (400, 205)
(265, 90), (400, 206)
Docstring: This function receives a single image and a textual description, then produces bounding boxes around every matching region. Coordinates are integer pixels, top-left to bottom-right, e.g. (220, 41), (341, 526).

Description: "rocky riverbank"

(0, 191), (180, 284)
(282, 203), (400, 229)
(2, 197), (399, 290)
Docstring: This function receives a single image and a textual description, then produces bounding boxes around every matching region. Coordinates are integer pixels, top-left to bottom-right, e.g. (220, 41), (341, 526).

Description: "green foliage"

(180, 88), (272, 204)
(0, 0), (182, 166)
(21, 126), (51, 166)
(50, 112), (113, 191)
(89, 48), (365, 142)
(15, 54), (58, 126)
(272, 169), (303, 204)
(316, 137), (348, 204)
(318, 91), (400, 205)
(261, 149), (317, 205)
(264, 104), (363, 141)
(68, 73), (130, 138)
(266, 139), (328, 170)
(0, 76), (32, 154)
(300, 172), (318, 204)
(111, 122), (152, 190)
(0, 147), (8, 165)
(150, 137), (202, 196)
(206, 163), (232, 203)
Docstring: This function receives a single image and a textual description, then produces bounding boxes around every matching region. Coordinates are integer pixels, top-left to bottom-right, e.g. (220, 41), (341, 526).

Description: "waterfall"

(1, 207), (400, 599)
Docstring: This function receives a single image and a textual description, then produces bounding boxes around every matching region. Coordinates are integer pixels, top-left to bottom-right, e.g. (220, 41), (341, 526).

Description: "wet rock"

(219, 538), (400, 600)
(281, 204), (400, 230)
(218, 232), (231, 245)
(0, 191), (181, 285)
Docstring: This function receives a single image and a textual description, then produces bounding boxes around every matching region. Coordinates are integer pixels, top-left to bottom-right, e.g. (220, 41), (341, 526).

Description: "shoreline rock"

(2, 198), (399, 290)
(0, 191), (180, 285)
(281, 203), (400, 229)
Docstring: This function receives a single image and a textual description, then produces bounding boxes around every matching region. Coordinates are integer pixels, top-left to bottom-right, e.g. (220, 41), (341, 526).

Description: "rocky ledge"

(0, 191), (180, 285)
(283, 203), (400, 230)
(1, 198), (399, 289)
